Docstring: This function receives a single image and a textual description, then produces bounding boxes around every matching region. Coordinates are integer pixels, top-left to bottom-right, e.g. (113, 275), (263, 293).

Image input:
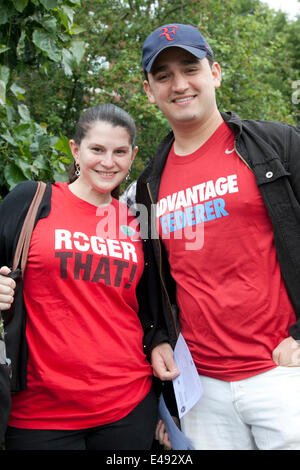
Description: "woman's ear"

(131, 146), (139, 163)
(69, 139), (80, 164)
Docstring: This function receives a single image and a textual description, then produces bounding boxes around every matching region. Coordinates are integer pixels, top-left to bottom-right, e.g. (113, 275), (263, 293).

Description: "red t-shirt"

(157, 122), (296, 381)
(9, 182), (152, 429)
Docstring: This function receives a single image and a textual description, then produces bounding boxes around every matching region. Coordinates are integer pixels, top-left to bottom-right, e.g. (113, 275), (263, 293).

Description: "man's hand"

(151, 342), (180, 381)
(272, 336), (300, 367)
(0, 266), (15, 311)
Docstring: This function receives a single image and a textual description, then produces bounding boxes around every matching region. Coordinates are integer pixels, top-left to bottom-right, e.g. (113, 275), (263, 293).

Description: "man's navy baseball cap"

(142, 23), (213, 73)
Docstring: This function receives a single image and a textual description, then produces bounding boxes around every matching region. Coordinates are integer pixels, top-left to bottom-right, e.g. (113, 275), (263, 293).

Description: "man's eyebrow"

(181, 57), (201, 65)
(151, 64), (168, 76)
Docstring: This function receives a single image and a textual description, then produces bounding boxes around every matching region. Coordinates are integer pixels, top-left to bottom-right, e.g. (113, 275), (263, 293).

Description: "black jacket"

(0, 181), (163, 362)
(0, 336), (11, 443)
(136, 112), (300, 347)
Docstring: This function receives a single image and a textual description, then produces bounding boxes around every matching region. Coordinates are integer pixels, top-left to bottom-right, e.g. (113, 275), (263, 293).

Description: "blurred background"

(0, 0), (299, 198)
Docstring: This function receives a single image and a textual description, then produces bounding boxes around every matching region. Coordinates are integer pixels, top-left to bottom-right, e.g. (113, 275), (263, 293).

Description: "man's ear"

(211, 62), (222, 89)
(143, 80), (156, 104)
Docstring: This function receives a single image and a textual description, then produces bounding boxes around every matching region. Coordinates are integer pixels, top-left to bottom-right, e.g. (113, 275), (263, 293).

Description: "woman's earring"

(75, 163), (80, 177)
(125, 167), (131, 181)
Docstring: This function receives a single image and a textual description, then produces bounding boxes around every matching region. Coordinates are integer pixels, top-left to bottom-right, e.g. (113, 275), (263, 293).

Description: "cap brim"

(144, 44), (208, 73)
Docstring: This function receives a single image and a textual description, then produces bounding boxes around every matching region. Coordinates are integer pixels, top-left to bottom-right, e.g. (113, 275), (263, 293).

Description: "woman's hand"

(155, 419), (172, 449)
(151, 342), (180, 381)
(155, 417), (180, 450)
(0, 266), (16, 311)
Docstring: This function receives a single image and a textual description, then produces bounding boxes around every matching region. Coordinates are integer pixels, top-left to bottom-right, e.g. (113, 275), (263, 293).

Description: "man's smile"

(171, 95), (197, 104)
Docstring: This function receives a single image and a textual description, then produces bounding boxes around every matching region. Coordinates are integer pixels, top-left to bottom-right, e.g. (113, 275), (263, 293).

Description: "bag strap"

(13, 181), (47, 275)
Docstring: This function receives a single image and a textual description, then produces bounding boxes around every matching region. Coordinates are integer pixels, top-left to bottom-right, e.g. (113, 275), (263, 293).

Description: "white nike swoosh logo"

(225, 148), (235, 154)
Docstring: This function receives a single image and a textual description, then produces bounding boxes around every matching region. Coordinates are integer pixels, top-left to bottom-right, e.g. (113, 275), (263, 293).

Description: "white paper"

(158, 394), (194, 450)
(172, 333), (203, 419)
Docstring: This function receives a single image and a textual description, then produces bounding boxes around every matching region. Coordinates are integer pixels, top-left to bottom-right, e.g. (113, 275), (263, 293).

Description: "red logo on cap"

(159, 25), (179, 41)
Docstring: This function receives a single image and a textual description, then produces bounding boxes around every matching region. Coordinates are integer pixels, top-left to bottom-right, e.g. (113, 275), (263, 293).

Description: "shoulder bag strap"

(12, 181), (47, 275)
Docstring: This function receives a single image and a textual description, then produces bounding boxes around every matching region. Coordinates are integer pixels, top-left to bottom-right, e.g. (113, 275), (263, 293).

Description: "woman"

(0, 103), (159, 450)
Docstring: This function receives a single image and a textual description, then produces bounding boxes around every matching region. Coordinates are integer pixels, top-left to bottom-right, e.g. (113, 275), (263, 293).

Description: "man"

(136, 23), (300, 450)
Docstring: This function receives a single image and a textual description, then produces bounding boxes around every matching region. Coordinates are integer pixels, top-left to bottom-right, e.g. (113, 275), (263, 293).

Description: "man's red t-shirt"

(157, 122), (296, 381)
(9, 182), (152, 429)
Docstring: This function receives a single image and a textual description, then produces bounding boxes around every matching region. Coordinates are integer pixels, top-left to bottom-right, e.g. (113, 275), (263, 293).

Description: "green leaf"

(70, 40), (85, 65)
(35, 133), (52, 151)
(16, 29), (26, 57)
(69, 25), (86, 35)
(41, 16), (57, 34)
(61, 48), (74, 76)
(38, 0), (58, 9)
(32, 30), (61, 62)
(14, 158), (32, 179)
(5, 104), (17, 124)
(56, 6), (74, 31)
(4, 162), (26, 190)
(32, 154), (50, 171)
(14, 122), (32, 140)
(0, 45), (10, 54)
(0, 81), (6, 106)
(0, 66), (10, 87)
(0, 65), (10, 106)
(13, 0), (29, 13)
(0, 131), (17, 147)
(29, 141), (39, 153)
(10, 83), (26, 100)
(53, 169), (69, 182)
(18, 104), (31, 121)
(0, 3), (15, 25)
(60, 5), (75, 28)
(54, 134), (73, 158)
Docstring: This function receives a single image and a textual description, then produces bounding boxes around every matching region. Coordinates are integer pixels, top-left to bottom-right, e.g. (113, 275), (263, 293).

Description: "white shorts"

(180, 366), (300, 450)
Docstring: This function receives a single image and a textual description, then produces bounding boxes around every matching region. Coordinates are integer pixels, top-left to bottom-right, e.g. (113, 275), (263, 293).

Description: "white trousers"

(180, 366), (300, 450)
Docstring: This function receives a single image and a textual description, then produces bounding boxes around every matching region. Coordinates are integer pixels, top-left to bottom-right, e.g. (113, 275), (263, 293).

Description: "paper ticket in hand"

(173, 333), (203, 419)
(158, 394), (194, 450)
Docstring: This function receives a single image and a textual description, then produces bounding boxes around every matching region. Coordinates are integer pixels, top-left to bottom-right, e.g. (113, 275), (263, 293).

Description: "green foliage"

(0, 0), (299, 198)
(0, 0), (85, 72)
(0, 102), (73, 192)
(73, 0), (300, 187)
(0, 0), (85, 198)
